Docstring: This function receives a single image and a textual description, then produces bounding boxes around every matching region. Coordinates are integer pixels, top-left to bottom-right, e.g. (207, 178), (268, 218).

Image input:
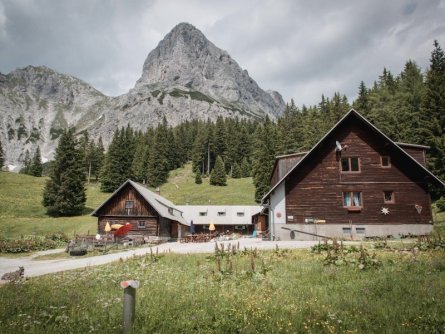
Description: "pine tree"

(100, 128), (134, 192)
(29, 146), (43, 177)
(0, 137), (4, 169)
(94, 137), (105, 181)
(355, 81), (370, 115)
(210, 155), (227, 186)
(42, 129), (86, 216)
(232, 162), (241, 179)
(240, 157), (251, 177)
(252, 117), (277, 202)
(195, 169), (202, 184)
(421, 41), (445, 193)
(147, 120), (170, 187)
(20, 150), (31, 174)
(131, 133), (150, 183)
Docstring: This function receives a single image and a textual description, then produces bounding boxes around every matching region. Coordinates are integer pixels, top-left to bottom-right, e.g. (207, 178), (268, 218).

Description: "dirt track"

(0, 238), (320, 280)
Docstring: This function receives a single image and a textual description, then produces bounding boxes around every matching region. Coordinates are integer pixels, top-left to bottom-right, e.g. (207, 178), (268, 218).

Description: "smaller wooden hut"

(91, 180), (189, 241)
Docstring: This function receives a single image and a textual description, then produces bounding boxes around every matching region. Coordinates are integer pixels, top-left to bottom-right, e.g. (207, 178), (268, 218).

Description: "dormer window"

(341, 157), (360, 172)
(217, 211), (226, 216)
(381, 156), (391, 167)
(199, 211), (207, 216)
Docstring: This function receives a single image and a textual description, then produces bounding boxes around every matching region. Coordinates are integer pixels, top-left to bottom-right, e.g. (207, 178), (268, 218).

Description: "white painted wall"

(269, 182), (286, 239)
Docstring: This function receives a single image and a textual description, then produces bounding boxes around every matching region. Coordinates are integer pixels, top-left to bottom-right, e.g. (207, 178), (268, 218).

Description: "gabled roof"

(262, 109), (445, 203)
(91, 180), (188, 226)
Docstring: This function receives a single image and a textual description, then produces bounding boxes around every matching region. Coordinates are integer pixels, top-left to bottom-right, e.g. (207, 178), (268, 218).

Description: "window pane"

(343, 192), (352, 206)
(341, 158), (350, 171)
(353, 192), (362, 206)
(350, 158), (359, 171)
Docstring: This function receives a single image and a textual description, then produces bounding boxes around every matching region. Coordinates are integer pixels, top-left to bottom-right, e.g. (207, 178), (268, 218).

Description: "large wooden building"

(92, 180), (189, 241)
(263, 109), (445, 241)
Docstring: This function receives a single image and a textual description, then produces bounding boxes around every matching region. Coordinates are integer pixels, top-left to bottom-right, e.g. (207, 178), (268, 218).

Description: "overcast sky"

(1, 0), (444, 106)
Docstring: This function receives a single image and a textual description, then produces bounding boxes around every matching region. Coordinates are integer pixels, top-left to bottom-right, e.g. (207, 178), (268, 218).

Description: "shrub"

(436, 197), (445, 212)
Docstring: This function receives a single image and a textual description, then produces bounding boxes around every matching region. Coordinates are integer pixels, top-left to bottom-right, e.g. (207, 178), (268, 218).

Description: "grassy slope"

(0, 172), (108, 238)
(158, 163), (256, 205)
(0, 164), (255, 238)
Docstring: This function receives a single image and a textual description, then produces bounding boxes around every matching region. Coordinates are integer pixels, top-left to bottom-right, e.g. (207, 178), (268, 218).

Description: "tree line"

(11, 40), (445, 216)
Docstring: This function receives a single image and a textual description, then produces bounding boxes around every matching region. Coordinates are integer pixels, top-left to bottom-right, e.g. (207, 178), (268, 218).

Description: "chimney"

(155, 187), (160, 195)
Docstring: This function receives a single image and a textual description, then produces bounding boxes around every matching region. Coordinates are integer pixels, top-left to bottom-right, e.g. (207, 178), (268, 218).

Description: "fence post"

(120, 280), (140, 334)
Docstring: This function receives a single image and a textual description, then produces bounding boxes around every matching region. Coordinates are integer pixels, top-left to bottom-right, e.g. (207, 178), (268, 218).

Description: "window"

(125, 201), (134, 209)
(287, 215), (294, 222)
(236, 212), (245, 217)
(342, 227), (352, 234)
(199, 212), (207, 216)
(341, 157), (360, 172)
(138, 221), (146, 229)
(383, 191), (395, 203)
(381, 156), (391, 167)
(234, 225), (246, 230)
(356, 227), (366, 234)
(217, 211), (226, 216)
(343, 191), (362, 209)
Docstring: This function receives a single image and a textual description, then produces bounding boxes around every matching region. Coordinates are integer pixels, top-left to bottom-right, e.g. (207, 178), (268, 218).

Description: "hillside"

(157, 163), (256, 205)
(0, 164), (255, 238)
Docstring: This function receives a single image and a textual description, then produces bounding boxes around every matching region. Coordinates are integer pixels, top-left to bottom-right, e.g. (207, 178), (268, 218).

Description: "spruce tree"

(147, 120), (170, 187)
(94, 137), (105, 181)
(195, 169), (202, 184)
(210, 155), (227, 186)
(100, 127), (136, 192)
(240, 157), (251, 177)
(232, 162), (241, 178)
(29, 146), (43, 177)
(20, 150), (31, 174)
(421, 41), (445, 193)
(0, 137), (4, 169)
(252, 117), (277, 202)
(42, 129), (86, 216)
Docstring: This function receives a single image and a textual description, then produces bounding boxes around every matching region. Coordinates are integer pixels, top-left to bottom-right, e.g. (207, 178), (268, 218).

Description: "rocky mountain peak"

(135, 22), (284, 119)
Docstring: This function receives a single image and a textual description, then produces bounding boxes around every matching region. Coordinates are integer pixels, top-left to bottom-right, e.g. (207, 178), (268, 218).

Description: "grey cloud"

(0, 0), (444, 105)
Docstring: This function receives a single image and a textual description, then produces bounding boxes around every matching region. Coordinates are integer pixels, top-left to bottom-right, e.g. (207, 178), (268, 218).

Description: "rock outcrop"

(0, 23), (284, 169)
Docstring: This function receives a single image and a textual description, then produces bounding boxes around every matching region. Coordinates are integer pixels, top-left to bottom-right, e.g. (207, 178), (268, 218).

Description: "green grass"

(158, 163), (256, 205)
(0, 172), (109, 239)
(0, 164), (254, 239)
(1, 248), (444, 333)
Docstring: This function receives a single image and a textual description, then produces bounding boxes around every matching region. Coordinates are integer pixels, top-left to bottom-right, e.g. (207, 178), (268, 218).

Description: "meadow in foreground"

(1, 243), (444, 334)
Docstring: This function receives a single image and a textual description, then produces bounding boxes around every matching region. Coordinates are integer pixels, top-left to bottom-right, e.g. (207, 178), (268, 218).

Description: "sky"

(1, 0), (444, 106)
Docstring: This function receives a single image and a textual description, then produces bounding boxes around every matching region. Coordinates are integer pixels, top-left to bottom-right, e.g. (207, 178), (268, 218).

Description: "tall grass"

(1, 248), (444, 333)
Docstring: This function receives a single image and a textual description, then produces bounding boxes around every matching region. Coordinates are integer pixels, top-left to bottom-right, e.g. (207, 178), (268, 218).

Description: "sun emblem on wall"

(381, 207), (390, 215)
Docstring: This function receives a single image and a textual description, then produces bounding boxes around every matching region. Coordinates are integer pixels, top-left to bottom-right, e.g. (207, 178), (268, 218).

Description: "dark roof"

(262, 109), (445, 203)
(91, 180), (188, 226)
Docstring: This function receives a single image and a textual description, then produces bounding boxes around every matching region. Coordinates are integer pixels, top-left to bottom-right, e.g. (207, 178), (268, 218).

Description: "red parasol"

(114, 223), (132, 237)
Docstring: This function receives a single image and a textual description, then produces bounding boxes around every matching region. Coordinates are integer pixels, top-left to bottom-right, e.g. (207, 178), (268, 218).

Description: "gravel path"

(0, 238), (320, 281)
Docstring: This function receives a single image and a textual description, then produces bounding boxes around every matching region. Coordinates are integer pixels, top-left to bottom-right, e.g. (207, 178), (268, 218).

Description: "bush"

(0, 235), (58, 253)
(436, 197), (445, 212)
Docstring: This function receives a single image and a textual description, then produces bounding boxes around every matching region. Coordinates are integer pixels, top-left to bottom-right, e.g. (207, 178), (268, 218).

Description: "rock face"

(0, 23), (284, 169)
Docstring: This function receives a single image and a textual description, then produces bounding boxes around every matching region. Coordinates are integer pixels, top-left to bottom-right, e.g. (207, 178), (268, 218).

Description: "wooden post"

(120, 280), (140, 334)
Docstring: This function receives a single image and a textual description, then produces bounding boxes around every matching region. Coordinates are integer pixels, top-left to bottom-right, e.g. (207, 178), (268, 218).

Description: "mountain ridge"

(0, 23), (285, 169)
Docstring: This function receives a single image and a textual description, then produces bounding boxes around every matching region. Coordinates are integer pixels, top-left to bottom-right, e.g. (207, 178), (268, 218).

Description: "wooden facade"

(92, 181), (186, 240)
(264, 109), (445, 240)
